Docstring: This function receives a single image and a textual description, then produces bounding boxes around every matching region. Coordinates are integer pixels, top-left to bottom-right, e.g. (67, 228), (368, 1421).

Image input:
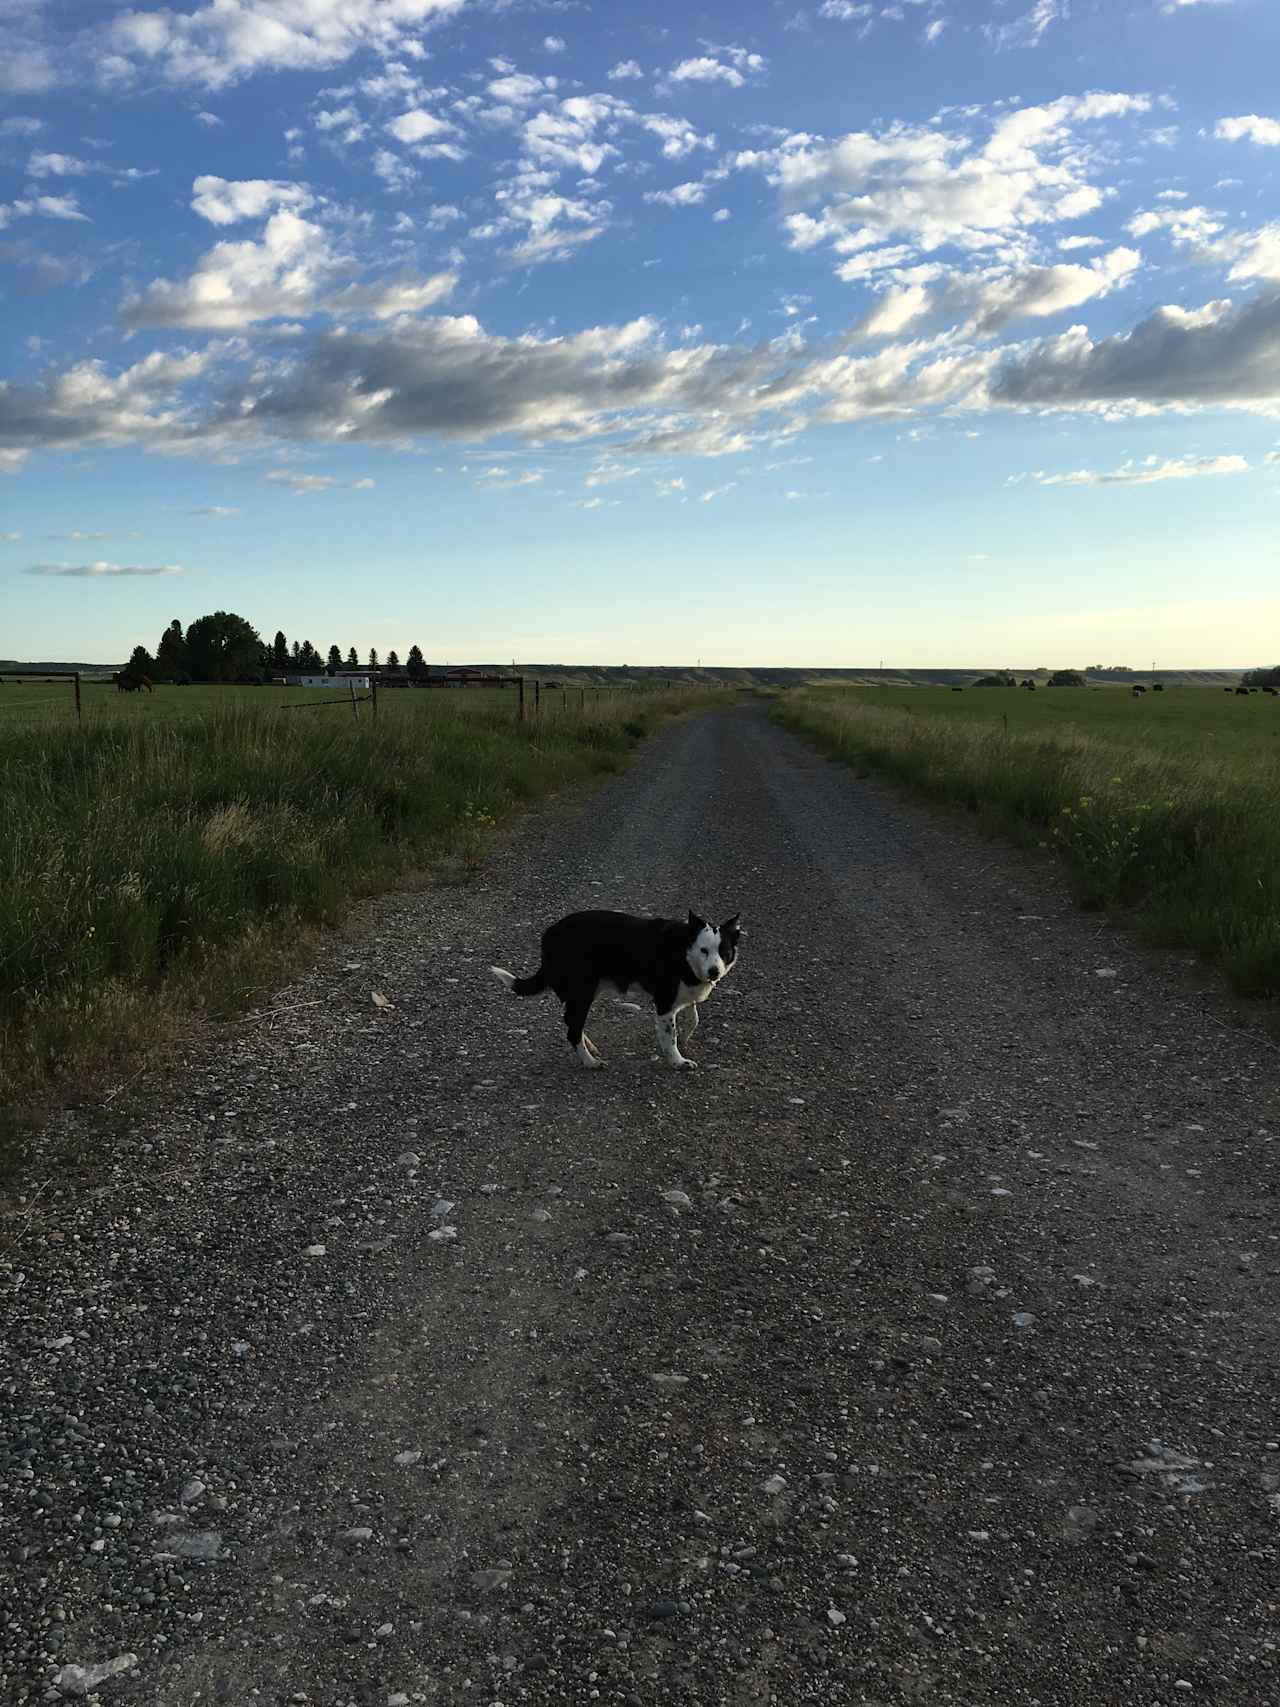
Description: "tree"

(128, 643), (156, 678)
(1243, 665), (1280, 687)
(386, 648), (400, 669)
(1047, 669), (1085, 688)
(184, 611), (264, 682)
(327, 644), (341, 673)
(272, 630), (289, 671)
(368, 647), (379, 669)
(290, 640), (301, 665)
(406, 643), (425, 681)
(297, 639), (322, 672)
(154, 619), (186, 682)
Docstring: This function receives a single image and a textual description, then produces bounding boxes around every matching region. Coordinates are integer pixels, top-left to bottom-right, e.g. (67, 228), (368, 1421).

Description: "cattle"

(951, 685), (963, 692)
(1235, 686), (1250, 696)
(113, 670), (153, 694)
(1131, 685), (1146, 697)
(1266, 687), (1279, 697)
(1152, 683), (1164, 692)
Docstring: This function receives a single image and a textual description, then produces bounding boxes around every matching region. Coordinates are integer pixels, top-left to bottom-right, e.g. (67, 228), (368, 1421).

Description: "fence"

(0, 669), (82, 722)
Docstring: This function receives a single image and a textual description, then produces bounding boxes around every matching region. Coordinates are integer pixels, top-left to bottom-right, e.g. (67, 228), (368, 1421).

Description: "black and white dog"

(491, 909), (742, 1070)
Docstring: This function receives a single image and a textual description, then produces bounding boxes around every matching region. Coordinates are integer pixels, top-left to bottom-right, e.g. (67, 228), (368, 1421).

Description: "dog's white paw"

(670, 1056), (697, 1071)
(576, 1043), (605, 1069)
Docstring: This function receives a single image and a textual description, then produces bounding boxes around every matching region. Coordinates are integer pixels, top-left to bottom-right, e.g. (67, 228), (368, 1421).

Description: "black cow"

(113, 670), (153, 694)
(1235, 686), (1250, 696)
(1131, 685), (1146, 697)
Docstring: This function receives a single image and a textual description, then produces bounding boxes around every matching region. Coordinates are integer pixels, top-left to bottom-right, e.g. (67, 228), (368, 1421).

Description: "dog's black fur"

(492, 908), (741, 1069)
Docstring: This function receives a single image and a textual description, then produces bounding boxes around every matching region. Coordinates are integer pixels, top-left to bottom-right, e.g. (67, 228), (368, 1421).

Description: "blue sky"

(2, 0), (1279, 667)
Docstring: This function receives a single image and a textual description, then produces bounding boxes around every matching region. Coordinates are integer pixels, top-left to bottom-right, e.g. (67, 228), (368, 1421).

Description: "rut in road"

(4, 705), (1279, 1707)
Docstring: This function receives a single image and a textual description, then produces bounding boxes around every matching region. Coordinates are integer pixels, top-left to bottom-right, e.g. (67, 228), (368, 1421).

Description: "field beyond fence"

(776, 685), (1280, 1000)
(0, 681), (717, 1133)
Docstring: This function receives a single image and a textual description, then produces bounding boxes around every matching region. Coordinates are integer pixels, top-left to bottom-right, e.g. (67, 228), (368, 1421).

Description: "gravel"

(2, 704), (1279, 1704)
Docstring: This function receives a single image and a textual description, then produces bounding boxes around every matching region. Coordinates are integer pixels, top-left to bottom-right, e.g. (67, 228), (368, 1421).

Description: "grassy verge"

(775, 689), (1280, 999)
(0, 688), (716, 1138)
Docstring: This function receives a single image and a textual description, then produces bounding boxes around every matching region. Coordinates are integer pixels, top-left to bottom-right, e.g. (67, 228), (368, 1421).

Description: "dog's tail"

(490, 965), (548, 998)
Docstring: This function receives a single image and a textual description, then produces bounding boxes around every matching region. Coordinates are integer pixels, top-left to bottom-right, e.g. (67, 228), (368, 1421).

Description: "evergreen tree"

(290, 640), (301, 665)
(346, 646), (358, 668)
(386, 648), (399, 669)
(368, 647), (379, 669)
(128, 644), (157, 678)
(154, 619), (186, 682)
(297, 640), (322, 671)
(327, 644), (341, 673)
(271, 630), (289, 671)
(406, 643), (425, 681)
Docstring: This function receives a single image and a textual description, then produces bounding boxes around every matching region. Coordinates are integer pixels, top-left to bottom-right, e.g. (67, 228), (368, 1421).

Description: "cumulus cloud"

(385, 106), (456, 143)
(607, 59), (643, 80)
(25, 560), (182, 576)
(1017, 453), (1249, 487)
(102, 0), (469, 91)
(27, 150), (90, 176)
(819, 3), (874, 18)
(769, 94), (1151, 260)
(991, 289), (1280, 411)
(644, 181), (708, 208)
(668, 48), (765, 89)
(190, 174), (314, 225)
(0, 193), (89, 228)
(121, 210), (336, 329)
(1216, 114), (1280, 147)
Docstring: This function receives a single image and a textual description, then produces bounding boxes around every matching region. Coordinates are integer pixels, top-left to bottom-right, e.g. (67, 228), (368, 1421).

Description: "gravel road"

(4, 705), (1279, 1707)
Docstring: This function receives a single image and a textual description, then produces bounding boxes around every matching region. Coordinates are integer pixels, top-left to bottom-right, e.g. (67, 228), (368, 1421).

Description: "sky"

(2, 0), (1280, 669)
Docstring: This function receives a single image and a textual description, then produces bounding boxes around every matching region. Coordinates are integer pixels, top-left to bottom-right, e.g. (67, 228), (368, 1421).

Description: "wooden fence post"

(534, 680), (541, 715)
(371, 675), (378, 721)
(73, 672), (82, 724)
(517, 677), (526, 722)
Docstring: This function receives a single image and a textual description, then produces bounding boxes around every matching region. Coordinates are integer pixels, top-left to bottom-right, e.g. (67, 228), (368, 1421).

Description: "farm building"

(285, 674), (369, 689)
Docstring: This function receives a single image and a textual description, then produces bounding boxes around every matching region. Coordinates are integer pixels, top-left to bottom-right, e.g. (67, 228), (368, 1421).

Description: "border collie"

(491, 909), (742, 1070)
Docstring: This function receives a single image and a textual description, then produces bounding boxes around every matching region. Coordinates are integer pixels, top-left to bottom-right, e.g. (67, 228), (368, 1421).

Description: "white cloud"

(27, 150), (90, 176)
(195, 110), (222, 127)
(713, 207), (731, 222)
(1019, 453), (1249, 487)
(607, 60), (643, 81)
(700, 482), (737, 501)
(1216, 114), (1280, 147)
(191, 504), (240, 516)
(263, 470), (337, 494)
(987, 0), (1066, 51)
(669, 51), (765, 89)
(26, 560), (182, 576)
(819, 2), (873, 18)
(543, 35), (565, 54)
(104, 0), (469, 91)
(190, 174), (314, 225)
(1, 193), (90, 227)
(644, 181), (708, 208)
(767, 94), (1151, 260)
(1058, 234), (1104, 251)
(923, 19), (947, 46)
(385, 106), (455, 143)
(475, 467), (543, 489)
(122, 210), (336, 328)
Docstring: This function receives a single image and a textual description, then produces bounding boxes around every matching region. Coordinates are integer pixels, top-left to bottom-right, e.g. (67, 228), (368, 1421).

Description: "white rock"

(52, 1655), (139, 1696)
(304, 1244), (326, 1258)
(431, 1199), (456, 1219)
(394, 1450), (422, 1467)
(661, 1190), (692, 1207)
(427, 1225), (457, 1243)
(827, 1607), (846, 1627)
(762, 1474), (787, 1495)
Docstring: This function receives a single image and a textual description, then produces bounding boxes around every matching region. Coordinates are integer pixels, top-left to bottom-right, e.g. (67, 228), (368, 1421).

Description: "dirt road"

(4, 705), (1279, 1706)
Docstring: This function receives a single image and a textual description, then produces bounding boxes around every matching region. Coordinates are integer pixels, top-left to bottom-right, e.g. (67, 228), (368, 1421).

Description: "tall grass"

(0, 688), (713, 1118)
(776, 690), (1280, 998)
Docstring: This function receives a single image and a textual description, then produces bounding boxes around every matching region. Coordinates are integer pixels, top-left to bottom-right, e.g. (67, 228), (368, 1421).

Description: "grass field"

(0, 680), (717, 1132)
(776, 684), (1280, 1000)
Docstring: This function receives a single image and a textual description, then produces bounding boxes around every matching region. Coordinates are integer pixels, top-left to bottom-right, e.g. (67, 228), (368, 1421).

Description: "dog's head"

(684, 910), (743, 985)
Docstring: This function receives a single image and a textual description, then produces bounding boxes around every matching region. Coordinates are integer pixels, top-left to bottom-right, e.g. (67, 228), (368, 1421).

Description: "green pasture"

(817, 683), (1280, 763)
(0, 679), (713, 1132)
(777, 683), (1280, 1001)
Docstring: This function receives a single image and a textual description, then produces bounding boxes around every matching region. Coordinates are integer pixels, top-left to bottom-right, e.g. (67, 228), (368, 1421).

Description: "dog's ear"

(720, 912), (741, 933)
(687, 910), (706, 929)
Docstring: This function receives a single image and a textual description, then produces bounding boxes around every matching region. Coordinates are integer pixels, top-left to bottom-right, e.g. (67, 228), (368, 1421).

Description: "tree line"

(126, 613), (429, 684)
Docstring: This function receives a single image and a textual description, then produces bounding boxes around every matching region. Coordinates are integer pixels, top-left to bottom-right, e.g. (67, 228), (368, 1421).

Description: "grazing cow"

(1235, 686), (1250, 696)
(1152, 683), (1164, 692)
(951, 685), (964, 692)
(1224, 687), (1234, 693)
(1132, 685), (1146, 697)
(1266, 687), (1279, 697)
(113, 670), (153, 694)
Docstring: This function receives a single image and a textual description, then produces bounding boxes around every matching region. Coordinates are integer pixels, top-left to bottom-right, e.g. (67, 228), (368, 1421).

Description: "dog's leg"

(683, 1002), (700, 1038)
(655, 1008), (695, 1070)
(564, 988), (604, 1069)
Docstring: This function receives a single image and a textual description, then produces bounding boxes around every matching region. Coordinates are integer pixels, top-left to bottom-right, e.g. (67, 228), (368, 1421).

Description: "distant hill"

(1, 660), (1251, 687)
(0, 661), (120, 675)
